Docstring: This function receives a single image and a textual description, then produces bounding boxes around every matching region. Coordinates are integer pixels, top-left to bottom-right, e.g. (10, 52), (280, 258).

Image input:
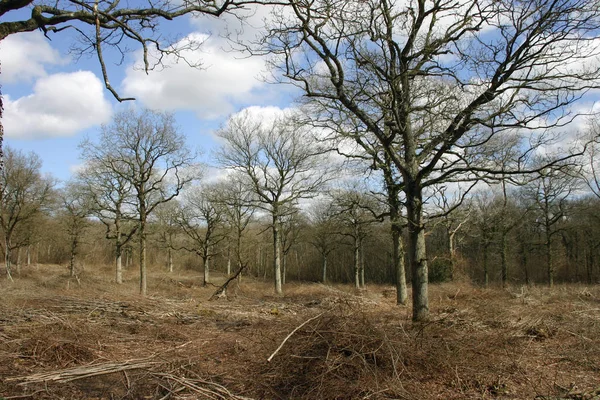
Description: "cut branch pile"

(259, 305), (408, 399)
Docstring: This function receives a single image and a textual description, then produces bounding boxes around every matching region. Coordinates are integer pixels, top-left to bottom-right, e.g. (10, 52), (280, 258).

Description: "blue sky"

(1, 6), (299, 183)
(3, 3), (600, 188)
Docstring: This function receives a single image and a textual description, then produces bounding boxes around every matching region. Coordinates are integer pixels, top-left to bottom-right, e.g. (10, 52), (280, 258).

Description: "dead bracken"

(0, 264), (599, 399)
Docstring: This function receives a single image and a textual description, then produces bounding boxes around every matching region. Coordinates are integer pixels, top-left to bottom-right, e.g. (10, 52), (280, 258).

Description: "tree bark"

(167, 247), (173, 273)
(448, 228), (456, 281)
(116, 248), (123, 284)
(384, 151), (408, 305)
(393, 226), (408, 305)
(16, 247), (21, 276)
(5, 236), (13, 281)
(322, 255), (327, 284)
(282, 253), (287, 285)
(69, 240), (76, 277)
(203, 248), (210, 287)
(360, 239), (365, 288)
(405, 182), (429, 321)
(273, 215), (283, 294)
(139, 217), (147, 296)
(521, 243), (529, 286)
(353, 233), (360, 289)
(227, 246), (231, 275)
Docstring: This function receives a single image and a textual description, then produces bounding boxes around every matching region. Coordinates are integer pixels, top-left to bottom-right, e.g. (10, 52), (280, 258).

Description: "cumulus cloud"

(0, 32), (67, 84)
(4, 71), (112, 139)
(121, 33), (270, 119)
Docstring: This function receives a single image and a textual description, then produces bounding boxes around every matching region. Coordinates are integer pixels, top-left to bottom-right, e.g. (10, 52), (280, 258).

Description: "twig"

(123, 370), (130, 390)
(4, 390), (46, 399)
(156, 385), (187, 400)
(153, 373), (254, 400)
(564, 329), (593, 342)
(267, 312), (326, 362)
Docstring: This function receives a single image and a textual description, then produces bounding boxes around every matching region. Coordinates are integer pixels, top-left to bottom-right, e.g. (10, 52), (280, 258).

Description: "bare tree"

(81, 109), (196, 295)
(330, 187), (381, 289)
(579, 119), (600, 199)
(76, 156), (138, 284)
(256, 0), (600, 320)
(59, 183), (91, 278)
(430, 185), (471, 281)
(307, 199), (337, 284)
(213, 174), (255, 275)
(177, 185), (227, 286)
(280, 205), (304, 285)
(524, 164), (578, 287)
(153, 201), (181, 273)
(0, 147), (54, 280)
(216, 109), (333, 294)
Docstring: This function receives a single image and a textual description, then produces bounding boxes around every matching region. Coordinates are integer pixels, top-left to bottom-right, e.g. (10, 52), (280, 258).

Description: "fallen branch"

(209, 264), (247, 301)
(6, 357), (159, 384)
(267, 312), (326, 362)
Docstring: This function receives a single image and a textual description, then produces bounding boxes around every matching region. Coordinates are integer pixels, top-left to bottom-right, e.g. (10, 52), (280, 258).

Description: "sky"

(2, 3), (599, 190)
(0, 6), (299, 184)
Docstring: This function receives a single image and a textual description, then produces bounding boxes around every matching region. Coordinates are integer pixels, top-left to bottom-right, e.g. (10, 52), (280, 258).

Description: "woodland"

(2, 0), (600, 398)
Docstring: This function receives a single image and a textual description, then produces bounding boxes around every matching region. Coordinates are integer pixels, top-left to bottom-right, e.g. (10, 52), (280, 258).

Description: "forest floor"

(0, 264), (599, 400)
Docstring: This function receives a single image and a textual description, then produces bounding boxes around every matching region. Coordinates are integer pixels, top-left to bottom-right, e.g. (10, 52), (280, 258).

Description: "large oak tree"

(256, 0), (600, 320)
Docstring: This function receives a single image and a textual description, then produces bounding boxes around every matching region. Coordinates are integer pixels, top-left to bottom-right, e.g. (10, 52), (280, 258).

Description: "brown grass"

(1, 264), (599, 399)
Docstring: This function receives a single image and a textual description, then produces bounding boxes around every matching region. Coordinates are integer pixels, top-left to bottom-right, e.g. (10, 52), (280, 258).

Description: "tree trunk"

(295, 250), (300, 281)
(26, 245), (31, 267)
(448, 228), (455, 281)
(139, 218), (147, 296)
(384, 151), (408, 305)
(501, 231), (508, 288)
(521, 244), (529, 286)
(126, 248), (131, 268)
(69, 240), (76, 277)
(273, 215), (283, 294)
(393, 229), (408, 305)
(204, 244), (211, 286)
(4, 235), (12, 281)
(353, 234), (360, 289)
(16, 247), (21, 276)
(360, 239), (365, 288)
(282, 253), (287, 285)
(405, 183), (429, 321)
(227, 246), (231, 275)
(322, 254), (327, 284)
(116, 246), (123, 284)
(167, 247), (173, 273)
(203, 254), (210, 287)
(547, 234), (554, 287)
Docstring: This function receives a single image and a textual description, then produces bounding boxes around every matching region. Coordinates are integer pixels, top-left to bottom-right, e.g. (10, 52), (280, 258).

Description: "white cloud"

(0, 32), (68, 84)
(121, 33), (270, 119)
(4, 71), (112, 139)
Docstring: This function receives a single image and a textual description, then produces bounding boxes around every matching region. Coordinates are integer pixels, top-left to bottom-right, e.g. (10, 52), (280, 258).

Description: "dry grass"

(1, 264), (599, 399)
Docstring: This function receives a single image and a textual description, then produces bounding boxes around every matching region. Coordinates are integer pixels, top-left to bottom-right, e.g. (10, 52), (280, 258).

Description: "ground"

(0, 264), (599, 399)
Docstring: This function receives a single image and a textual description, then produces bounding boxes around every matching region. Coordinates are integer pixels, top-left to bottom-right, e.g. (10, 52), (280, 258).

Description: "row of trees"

(3, 108), (600, 299)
